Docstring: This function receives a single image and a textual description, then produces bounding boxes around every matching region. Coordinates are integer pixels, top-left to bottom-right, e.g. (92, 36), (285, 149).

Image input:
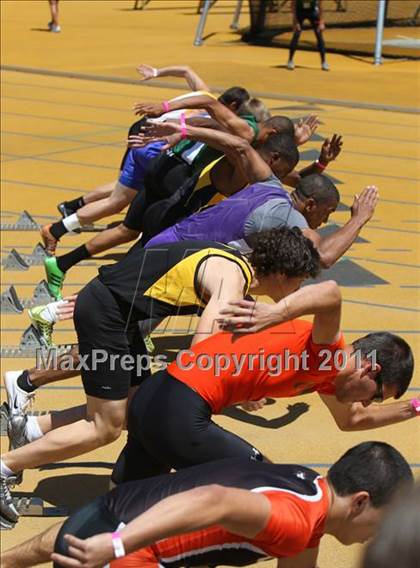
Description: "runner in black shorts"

(0, 228), (321, 527)
(287, 0), (329, 71)
(1, 443), (413, 567)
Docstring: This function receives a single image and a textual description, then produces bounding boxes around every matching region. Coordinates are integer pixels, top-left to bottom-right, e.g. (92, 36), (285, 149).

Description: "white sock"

(40, 299), (68, 324)
(63, 213), (81, 232)
(25, 415), (44, 442)
(0, 459), (14, 478)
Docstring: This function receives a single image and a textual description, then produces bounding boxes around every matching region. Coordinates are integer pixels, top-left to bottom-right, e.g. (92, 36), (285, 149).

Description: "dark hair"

(295, 174), (340, 204)
(218, 86), (250, 108)
(249, 226), (320, 278)
(263, 115), (294, 136)
(260, 132), (299, 171)
(328, 442), (413, 508)
(352, 332), (414, 398)
(362, 483), (420, 568)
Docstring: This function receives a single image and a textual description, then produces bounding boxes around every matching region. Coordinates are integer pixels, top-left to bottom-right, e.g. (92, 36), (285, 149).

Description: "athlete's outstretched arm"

(137, 63), (210, 92)
(218, 280), (341, 339)
(51, 486), (271, 568)
(133, 92), (254, 141)
(133, 120), (270, 189)
(319, 393), (419, 432)
(1, 521), (63, 568)
(277, 547), (319, 568)
(284, 134), (343, 188)
(302, 185), (378, 268)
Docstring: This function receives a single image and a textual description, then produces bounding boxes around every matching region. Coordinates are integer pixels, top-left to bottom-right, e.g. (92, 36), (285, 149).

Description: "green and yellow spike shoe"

(44, 256), (65, 300)
(28, 305), (55, 347)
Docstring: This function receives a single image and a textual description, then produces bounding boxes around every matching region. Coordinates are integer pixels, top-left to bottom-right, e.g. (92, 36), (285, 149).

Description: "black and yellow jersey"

(183, 157), (224, 215)
(98, 240), (252, 320)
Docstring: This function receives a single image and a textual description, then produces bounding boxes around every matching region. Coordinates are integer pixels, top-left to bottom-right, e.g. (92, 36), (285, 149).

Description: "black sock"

(17, 370), (38, 393)
(49, 220), (69, 240)
(56, 245), (90, 273)
(64, 196), (85, 211)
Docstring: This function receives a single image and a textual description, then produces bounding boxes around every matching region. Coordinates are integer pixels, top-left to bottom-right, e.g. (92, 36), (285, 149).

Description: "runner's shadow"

(30, 28), (52, 32)
(31, 473), (111, 512)
(222, 401), (309, 429)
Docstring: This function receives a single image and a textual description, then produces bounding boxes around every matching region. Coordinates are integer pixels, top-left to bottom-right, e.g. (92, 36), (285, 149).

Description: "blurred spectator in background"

(287, 0), (329, 71)
(48, 0), (61, 33)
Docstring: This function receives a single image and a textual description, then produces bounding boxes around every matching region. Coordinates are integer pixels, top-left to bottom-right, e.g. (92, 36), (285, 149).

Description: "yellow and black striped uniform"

(98, 240), (252, 319)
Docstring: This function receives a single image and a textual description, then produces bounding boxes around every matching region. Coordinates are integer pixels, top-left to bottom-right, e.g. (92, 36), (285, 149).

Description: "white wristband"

(111, 532), (126, 558)
(152, 67), (158, 78)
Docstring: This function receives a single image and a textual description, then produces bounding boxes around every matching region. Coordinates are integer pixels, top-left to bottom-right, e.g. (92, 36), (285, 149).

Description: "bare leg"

(35, 386), (138, 434)
(3, 395), (127, 472)
(76, 182), (136, 225)
(82, 181), (115, 205)
(1, 520), (63, 568)
(37, 405), (87, 434)
(48, 0), (59, 27)
(85, 223), (140, 256)
(29, 346), (81, 387)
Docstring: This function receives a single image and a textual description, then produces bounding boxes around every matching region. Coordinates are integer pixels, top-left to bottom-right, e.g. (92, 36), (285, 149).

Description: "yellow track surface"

(1, 1), (419, 567)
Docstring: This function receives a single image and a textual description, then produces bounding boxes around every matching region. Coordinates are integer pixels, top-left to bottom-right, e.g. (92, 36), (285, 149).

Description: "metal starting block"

(0, 285), (24, 313)
(13, 495), (69, 518)
(0, 210), (39, 231)
(3, 243), (51, 270)
(3, 249), (30, 271)
(1, 279), (55, 313)
(25, 279), (55, 306)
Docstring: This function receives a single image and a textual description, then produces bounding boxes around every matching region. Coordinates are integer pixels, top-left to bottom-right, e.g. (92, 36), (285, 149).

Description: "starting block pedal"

(0, 285), (24, 313)
(31, 242), (51, 262)
(0, 210), (40, 231)
(1, 280), (55, 312)
(20, 324), (49, 349)
(30, 279), (55, 305)
(3, 249), (30, 271)
(13, 495), (68, 518)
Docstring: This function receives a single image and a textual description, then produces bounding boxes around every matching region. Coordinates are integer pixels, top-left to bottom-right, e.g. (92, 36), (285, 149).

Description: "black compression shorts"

(123, 153), (193, 232)
(73, 278), (150, 400)
(111, 369), (264, 483)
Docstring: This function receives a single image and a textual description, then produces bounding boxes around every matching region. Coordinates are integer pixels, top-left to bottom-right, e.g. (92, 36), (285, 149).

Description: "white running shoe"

(4, 371), (35, 415)
(0, 473), (20, 527)
(321, 61), (330, 71)
(51, 24), (61, 33)
(287, 60), (295, 70)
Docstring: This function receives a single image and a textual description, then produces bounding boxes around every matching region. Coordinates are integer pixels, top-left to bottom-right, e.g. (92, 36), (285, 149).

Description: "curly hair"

(249, 226), (321, 278)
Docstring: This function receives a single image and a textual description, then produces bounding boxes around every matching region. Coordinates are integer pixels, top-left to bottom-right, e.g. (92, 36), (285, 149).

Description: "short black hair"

(263, 115), (294, 136)
(260, 132), (299, 171)
(249, 226), (321, 278)
(328, 442), (413, 508)
(218, 87), (250, 108)
(352, 332), (414, 398)
(295, 174), (340, 204)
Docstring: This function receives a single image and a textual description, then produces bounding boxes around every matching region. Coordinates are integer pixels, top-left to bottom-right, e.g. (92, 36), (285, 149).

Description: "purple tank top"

(146, 176), (290, 248)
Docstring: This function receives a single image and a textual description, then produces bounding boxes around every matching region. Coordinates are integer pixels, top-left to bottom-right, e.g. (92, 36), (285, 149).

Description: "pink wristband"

(162, 101), (170, 113)
(410, 398), (420, 416)
(180, 112), (187, 140)
(111, 531), (125, 558)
